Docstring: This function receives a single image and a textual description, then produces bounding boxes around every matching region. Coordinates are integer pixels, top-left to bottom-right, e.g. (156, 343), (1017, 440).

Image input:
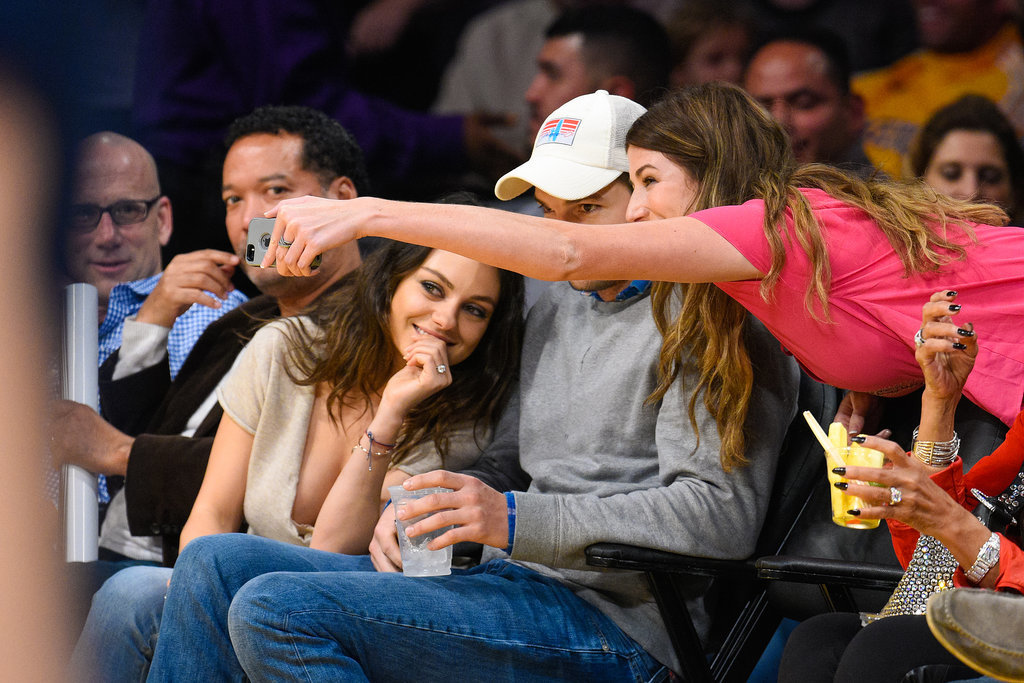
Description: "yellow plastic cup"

(825, 423), (885, 529)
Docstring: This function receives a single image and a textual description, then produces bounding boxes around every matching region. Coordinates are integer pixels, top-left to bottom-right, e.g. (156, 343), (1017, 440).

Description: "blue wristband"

(503, 491), (517, 555)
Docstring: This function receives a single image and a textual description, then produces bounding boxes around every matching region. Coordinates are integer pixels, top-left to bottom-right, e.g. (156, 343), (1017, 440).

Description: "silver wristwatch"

(964, 532), (1001, 584)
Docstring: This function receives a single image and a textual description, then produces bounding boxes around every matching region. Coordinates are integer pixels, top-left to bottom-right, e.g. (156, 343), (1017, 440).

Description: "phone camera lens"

(246, 245), (255, 261)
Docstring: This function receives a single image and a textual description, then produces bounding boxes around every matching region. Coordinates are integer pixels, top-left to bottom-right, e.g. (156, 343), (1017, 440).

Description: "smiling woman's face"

(387, 250), (502, 366)
(625, 146), (701, 221)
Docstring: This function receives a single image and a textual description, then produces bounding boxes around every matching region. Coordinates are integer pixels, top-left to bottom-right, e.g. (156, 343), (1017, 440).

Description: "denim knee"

(70, 565), (171, 683)
(92, 565), (171, 631)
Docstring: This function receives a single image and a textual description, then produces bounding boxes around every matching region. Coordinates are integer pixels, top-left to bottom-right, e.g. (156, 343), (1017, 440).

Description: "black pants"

(778, 612), (980, 682)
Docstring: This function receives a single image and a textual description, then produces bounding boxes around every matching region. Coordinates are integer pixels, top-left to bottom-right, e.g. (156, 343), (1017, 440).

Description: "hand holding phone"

(245, 217), (320, 269)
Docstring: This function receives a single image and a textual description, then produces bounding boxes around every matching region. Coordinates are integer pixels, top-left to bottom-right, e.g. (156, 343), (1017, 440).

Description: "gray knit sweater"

(478, 283), (800, 674)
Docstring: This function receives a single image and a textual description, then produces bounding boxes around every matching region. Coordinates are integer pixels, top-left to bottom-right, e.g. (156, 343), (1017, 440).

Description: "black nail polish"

(847, 509), (861, 516)
(956, 328), (975, 337)
(850, 435), (867, 443)
(832, 467), (846, 475)
(946, 290), (958, 297)
(949, 304), (962, 312)
(834, 482), (849, 490)
(953, 342), (967, 350)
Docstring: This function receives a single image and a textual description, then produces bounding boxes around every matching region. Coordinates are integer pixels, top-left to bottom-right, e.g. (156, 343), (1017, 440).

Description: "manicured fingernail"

(953, 342), (967, 350)
(948, 304), (961, 312)
(956, 328), (974, 337)
(832, 467), (846, 475)
(850, 435), (867, 443)
(834, 482), (849, 490)
(847, 509), (861, 516)
(946, 290), (957, 297)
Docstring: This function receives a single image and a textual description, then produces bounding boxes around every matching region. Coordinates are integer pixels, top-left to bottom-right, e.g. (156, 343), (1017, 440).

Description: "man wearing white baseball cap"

(497, 89), (645, 302)
(451, 89), (797, 675)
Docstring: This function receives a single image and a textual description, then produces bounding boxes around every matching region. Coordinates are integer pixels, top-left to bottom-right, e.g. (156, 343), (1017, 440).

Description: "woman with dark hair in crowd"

(908, 93), (1024, 226)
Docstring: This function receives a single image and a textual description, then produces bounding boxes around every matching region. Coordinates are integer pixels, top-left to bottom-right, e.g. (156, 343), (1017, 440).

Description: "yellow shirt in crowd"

(854, 23), (1024, 177)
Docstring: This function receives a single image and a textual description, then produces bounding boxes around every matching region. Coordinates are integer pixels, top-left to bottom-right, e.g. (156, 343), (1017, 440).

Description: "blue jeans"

(69, 565), (171, 682)
(148, 533), (668, 682)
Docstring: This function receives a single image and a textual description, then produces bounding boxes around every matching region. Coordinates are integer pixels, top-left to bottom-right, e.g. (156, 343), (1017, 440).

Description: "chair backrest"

(754, 371), (841, 558)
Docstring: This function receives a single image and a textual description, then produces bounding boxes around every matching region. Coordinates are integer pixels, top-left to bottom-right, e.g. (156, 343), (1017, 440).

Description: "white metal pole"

(61, 283), (99, 562)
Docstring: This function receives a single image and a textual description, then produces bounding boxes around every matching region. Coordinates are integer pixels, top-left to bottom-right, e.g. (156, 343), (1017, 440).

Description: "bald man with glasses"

(64, 132), (248, 380)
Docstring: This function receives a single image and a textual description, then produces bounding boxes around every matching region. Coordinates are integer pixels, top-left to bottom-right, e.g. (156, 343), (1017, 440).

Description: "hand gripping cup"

(388, 485), (453, 577)
(825, 422), (885, 529)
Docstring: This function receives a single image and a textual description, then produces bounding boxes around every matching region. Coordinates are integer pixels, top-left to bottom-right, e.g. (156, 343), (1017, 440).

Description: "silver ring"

(436, 364), (447, 375)
(914, 328), (925, 348)
(279, 238), (293, 248)
(889, 486), (903, 505)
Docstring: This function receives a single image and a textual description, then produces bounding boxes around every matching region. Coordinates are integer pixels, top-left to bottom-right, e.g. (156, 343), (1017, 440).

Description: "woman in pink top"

(261, 83), (1024, 435)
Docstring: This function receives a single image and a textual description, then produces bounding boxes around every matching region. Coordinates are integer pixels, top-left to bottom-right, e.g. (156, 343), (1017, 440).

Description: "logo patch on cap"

(537, 117), (581, 146)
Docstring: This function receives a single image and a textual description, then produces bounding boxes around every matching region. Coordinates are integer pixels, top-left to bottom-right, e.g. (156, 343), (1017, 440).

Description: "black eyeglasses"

(69, 196), (162, 232)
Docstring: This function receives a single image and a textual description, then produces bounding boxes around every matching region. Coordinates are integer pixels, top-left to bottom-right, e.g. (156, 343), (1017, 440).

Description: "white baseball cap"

(494, 90), (646, 201)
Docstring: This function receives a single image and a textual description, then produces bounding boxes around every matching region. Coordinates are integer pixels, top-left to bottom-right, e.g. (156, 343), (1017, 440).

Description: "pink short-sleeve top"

(690, 188), (1024, 425)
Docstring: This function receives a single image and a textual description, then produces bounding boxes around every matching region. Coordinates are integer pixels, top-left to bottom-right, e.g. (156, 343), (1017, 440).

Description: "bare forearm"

(366, 200), (580, 281)
(933, 508), (1000, 588)
(309, 459), (396, 554)
(310, 405), (403, 553)
(179, 504), (241, 551)
(275, 196), (759, 284)
(50, 400), (134, 476)
(918, 388), (958, 442)
(367, 200), (760, 283)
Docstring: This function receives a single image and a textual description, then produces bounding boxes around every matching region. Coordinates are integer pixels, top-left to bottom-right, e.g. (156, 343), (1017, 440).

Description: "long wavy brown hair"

(627, 83), (1008, 471)
(281, 240), (525, 465)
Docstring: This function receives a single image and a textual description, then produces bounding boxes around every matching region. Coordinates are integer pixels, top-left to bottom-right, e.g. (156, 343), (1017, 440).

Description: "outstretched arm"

(265, 196), (762, 285)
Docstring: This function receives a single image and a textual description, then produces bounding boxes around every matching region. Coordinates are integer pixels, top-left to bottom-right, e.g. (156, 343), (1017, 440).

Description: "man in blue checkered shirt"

(66, 132), (248, 381)
(59, 133), (247, 503)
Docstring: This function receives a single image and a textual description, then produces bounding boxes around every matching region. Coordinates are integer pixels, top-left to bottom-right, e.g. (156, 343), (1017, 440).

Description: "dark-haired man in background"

(743, 31), (874, 175)
(524, 5), (672, 139)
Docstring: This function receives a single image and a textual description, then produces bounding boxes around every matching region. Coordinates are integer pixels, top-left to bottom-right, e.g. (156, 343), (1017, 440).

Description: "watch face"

(967, 534), (1000, 582)
(980, 541), (1000, 564)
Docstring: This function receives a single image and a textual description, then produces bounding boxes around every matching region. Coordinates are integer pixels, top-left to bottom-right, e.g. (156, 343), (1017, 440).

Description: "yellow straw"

(802, 410), (848, 469)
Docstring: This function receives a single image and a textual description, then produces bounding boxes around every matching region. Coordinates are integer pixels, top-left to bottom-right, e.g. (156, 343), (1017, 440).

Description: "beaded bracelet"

(911, 427), (960, 467)
(353, 430), (396, 471)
